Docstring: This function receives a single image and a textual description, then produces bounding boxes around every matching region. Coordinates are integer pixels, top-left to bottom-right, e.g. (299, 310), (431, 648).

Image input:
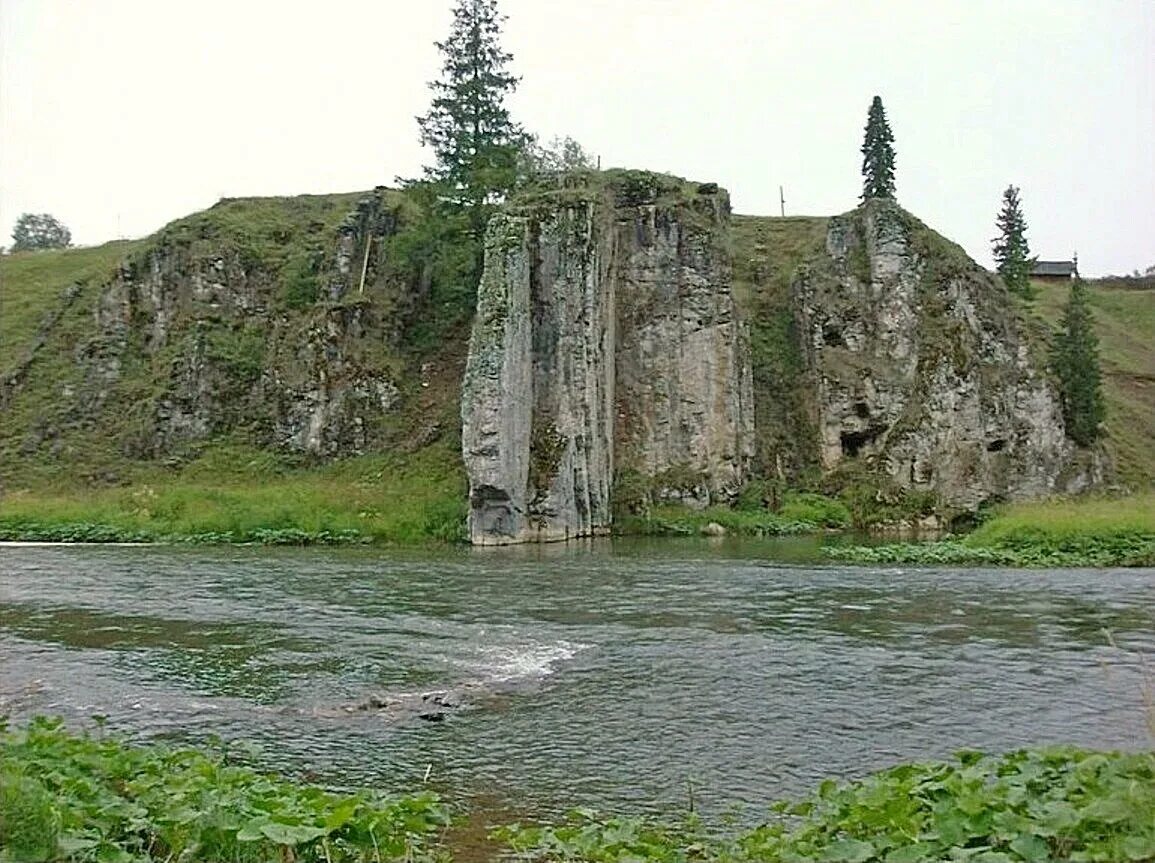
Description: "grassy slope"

(0, 240), (142, 370)
(1030, 278), (1155, 488)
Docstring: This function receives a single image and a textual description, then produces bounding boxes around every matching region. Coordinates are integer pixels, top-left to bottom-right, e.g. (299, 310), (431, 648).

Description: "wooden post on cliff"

(780, 186), (785, 217)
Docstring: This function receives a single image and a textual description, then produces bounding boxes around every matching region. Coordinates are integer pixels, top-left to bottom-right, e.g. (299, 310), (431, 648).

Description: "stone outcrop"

(10, 190), (409, 462)
(462, 172), (755, 544)
(792, 200), (1102, 510)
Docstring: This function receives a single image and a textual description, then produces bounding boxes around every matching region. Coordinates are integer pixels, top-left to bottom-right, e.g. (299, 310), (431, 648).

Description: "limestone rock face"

(10, 190), (408, 463)
(462, 173), (754, 544)
(794, 200), (1101, 510)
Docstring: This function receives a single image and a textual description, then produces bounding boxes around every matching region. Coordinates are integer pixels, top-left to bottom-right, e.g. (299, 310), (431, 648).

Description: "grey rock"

(462, 175), (754, 544)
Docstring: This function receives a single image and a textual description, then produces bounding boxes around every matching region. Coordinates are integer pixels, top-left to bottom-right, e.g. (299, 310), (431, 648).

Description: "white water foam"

(465, 639), (590, 685)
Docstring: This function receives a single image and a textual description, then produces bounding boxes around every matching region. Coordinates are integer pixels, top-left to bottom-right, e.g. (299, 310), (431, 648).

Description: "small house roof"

(1031, 260), (1078, 277)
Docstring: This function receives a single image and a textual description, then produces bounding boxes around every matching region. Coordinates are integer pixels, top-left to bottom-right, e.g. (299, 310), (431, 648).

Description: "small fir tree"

(415, 0), (528, 243)
(992, 185), (1035, 299)
(860, 96), (896, 201)
(1051, 278), (1105, 446)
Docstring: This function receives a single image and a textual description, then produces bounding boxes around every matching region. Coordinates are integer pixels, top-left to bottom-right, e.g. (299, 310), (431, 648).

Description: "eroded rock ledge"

(462, 172), (755, 545)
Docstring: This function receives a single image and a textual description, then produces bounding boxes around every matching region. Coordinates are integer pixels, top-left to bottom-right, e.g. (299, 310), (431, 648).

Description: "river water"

(2, 540), (1153, 820)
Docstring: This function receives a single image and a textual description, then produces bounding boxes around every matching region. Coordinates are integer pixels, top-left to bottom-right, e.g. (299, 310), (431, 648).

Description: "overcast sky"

(1, 0), (1151, 274)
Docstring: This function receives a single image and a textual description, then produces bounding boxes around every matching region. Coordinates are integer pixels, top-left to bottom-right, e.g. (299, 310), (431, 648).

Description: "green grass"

(1030, 278), (1155, 488)
(827, 491), (1155, 567)
(0, 240), (141, 371)
(0, 440), (467, 545)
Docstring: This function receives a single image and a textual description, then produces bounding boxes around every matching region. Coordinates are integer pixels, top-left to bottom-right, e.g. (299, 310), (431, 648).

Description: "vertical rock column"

(526, 205), (616, 541)
(462, 174), (755, 544)
(613, 195), (755, 504)
(461, 215), (535, 544)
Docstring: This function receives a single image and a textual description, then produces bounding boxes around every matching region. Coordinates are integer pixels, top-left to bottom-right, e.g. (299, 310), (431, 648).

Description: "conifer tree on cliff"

(860, 96), (896, 201)
(416, 0), (528, 246)
(992, 185), (1035, 299)
(1051, 278), (1105, 446)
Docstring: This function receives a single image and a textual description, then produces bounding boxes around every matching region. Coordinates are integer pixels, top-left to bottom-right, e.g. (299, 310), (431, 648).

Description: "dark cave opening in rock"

(840, 427), (882, 458)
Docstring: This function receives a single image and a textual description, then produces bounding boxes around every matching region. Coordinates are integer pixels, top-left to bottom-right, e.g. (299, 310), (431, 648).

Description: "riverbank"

(827, 492), (1155, 567)
(3, 718), (1152, 863)
(2, 467), (1153, 566)
(0, 441), (468, 546)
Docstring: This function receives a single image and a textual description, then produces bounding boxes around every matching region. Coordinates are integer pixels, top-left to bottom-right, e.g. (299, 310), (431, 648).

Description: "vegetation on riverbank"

(0, 441), (466, 546)
(615, 490), (851, 538)
(4, 719), (1153, 863)
(827, 492), (1155, 567)
(503, 747), (1155, 863)
(0, 717), (448, 863)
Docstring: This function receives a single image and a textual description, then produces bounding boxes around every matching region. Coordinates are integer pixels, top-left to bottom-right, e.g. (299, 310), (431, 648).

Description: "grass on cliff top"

(1030, 277), (1155, 489)
(0, 439), (467, 545)
(0, 241), (141, 371)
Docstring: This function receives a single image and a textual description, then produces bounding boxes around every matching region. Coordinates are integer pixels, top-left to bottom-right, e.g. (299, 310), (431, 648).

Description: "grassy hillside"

(0, 240), (142, 371)
(1030, 278), (1155, 488)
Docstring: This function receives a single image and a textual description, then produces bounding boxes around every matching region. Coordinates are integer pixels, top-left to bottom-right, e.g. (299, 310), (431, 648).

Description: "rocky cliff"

(0, 189), (458, 482)
(1, 173), (1113, 536)
(736, 200), (1103, 514)
(461, 172), (754, 544)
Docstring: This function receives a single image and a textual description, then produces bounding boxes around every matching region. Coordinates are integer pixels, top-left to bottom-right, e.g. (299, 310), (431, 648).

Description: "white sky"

(1, 0), (1152, 274)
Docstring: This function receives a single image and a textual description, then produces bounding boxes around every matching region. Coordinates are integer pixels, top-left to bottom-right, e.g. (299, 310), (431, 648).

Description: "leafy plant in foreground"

(499, 748), (1155, 863)
(0, 717), (449, 863)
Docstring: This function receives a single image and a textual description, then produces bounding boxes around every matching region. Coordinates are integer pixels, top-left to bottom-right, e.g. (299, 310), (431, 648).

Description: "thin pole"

(779, 186), (785, 217)
(357, 233), (373, 295)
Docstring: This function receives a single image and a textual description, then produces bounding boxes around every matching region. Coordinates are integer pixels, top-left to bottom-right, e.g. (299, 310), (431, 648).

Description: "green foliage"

(0, 441), (469, 545)
(204, 326), (266, 384)
(520, 135), (596, 177)
(860, 96), (896, 201)
(0, 717), (449, 863)
(499, 748), (1155, 863)
(11, 212), (72, 252)
(616, 504), (819, 538)
(828, 492), (1155, 567)
(415, 0), (529, 245)
(280, 249), (323, 309)
(381, 183), (480, 350)
(779, 492), (851, 528)
(1051, 279), (1106, 446)
(992, 185), (1035, 299)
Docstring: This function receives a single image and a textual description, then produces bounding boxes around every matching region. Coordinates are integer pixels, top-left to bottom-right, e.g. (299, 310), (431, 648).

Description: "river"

(1, 540), (1152, 820)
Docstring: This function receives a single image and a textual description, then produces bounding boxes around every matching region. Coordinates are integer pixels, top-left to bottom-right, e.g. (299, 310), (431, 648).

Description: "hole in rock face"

(822, 325), (846, 347)
(853, 402), (871, 419)
(986, 439), (1007, 453)
(840, 427), (881, 458)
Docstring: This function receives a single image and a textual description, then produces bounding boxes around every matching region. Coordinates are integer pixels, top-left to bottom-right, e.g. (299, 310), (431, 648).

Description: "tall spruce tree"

(1051, 278), (1105, 446)
(416, 0), (527, 244)
(992, 185), (1035, 299)
(860, 96), (896, 201)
